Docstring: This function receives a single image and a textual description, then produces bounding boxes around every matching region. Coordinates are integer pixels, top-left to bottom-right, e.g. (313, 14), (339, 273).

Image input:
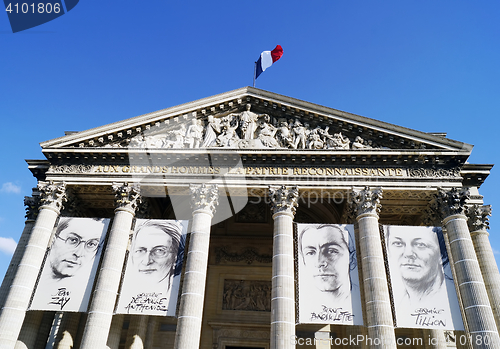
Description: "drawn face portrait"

(48, 219), (103, 279)
(131, 226), (177, 284)
(300, 226), (350, 294)
(388, 228), (442, 286)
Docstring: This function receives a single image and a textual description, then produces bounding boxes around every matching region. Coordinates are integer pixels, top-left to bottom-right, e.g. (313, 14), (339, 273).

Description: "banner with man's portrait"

(116, 219), (189, 316)
(296, 223), (363, 325)
(30, 217), (110, 312)
(384, 225), (464, 330)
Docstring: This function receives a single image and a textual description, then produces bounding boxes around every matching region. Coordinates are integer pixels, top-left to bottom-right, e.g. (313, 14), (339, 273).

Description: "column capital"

(268, 185), (299, 217)
(37, 181), (67, 214)
(436, 187), (470, 220)
(24, 190), (41, 221)
(350, 186), (382, 218)
(112, 182), (141, 213)
(467, 204), (491, 233)
(190, 184), (219, 215)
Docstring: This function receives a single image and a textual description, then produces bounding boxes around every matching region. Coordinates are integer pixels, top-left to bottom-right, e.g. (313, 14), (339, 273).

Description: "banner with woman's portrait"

(296, 223), (363, 325)
(384, 225), (464, 330)
(116, 219), (189, 316)
(30, 217), (110, 312)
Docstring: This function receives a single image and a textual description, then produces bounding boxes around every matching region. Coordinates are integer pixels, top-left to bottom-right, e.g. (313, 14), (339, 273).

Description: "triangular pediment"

(40, 87), (472, 153)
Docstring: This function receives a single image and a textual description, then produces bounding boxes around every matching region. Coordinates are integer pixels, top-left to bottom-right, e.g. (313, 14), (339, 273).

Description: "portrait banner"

(296, 223), (363, 325)
(116, 219), (189, 316)
(384, 225), (464, 330)
(30, 217), (110, 312)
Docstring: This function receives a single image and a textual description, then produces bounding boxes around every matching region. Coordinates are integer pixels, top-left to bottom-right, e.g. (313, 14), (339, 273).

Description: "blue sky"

(1, 1), (499, 279)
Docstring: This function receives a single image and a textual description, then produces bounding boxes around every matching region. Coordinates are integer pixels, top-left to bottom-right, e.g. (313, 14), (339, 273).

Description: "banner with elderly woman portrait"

(30, 217), (110, 312)
(116, 219), (189, 316)
(384, 225), (464, 330)
(296, 223), (363, 325)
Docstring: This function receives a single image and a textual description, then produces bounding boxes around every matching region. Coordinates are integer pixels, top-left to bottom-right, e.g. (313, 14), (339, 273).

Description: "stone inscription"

(88, 165), (406, 177)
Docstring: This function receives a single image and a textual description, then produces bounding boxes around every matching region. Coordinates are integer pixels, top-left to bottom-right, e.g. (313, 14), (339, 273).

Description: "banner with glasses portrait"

(116, 219), (189, 316)
(384, 225), (464, 330)
(296, 223), (363, 325)
(30, 217), (110, 312)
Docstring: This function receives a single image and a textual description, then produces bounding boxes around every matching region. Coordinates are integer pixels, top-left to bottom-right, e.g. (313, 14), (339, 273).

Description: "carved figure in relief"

(257, 115), (280, 148)
(352, 136), (372, 149)
(216, 116), (240, 147)
(276, 120), (295, 148)
(184, 119), (204, 148)
(232, 104), (261, 140)
(202, 115), (222, 147)
(307, 127), (325, 149)
(293, 120), (308, 149)
(129, 134), (146, 148)
(326, 132), (350, 149)
(164, 124), (187, 148)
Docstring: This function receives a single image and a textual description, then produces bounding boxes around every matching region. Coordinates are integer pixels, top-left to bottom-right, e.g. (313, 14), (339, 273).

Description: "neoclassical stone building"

(0, 87), (499, 349)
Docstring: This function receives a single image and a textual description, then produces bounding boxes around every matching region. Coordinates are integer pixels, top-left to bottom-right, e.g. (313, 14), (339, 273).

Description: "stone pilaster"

(0, 181), (66, 349)
(351, 187), (397, 349)
(437, 188), (500, 349)
(0, 193), (40, 314)
(269, 185), (299, 349)
(80, 183), (141, 349)
(174, 184), (219, 349)
(54, 312), (82, 349)
(106, 315), (125, 349)
(124, 315), (149, 349)
(423, 329), (447, 349)
(467, 204), (500, 335)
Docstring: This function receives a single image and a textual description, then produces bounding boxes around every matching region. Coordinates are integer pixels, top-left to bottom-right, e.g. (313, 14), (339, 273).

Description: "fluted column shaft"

(352, 187), (396, 349)
(436, 188), (500, 349)
(470, 230), (500, 333)
(174, 184), (219, 349)
(0, 182), (66, 349)
(443, 214), (500, 348)
(468, 205), (500, 334)
(80, 183), (141, 349)
(269, 186), (298, 349)
(0, 220), (36, 312)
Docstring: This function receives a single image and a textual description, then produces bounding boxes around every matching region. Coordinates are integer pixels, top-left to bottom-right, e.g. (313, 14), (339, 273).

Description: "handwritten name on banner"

(91, 165), (405, 177)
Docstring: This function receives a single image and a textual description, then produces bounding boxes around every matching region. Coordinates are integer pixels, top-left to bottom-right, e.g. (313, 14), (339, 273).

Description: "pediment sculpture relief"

(102, 104), (381, 150)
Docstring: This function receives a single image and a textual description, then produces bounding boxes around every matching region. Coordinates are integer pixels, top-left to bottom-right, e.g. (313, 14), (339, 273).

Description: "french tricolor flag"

(255, 45), (283, 80)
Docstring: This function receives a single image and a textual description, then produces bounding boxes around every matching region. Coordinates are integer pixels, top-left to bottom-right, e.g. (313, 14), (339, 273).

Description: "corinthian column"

(467, 204), (500, 334)
(80, 183), (141, 349)
(437, 188), (500, 348)
(268, 185), (298, 349)
(174, 184), (219, 349)
(351, 187), (396, 349)
(0, 194), (40, 313)
(0, 181), (66, 349)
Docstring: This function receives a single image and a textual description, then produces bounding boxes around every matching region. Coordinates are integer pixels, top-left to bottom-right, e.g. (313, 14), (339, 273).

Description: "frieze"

(47, 165), (92, 174)
(215, 247), (272, 265)
(407, 167), (461, 178)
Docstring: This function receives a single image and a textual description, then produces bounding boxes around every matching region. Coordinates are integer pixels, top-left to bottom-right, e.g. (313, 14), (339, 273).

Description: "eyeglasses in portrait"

(30, 217), (110, 312)
(116, 219), (188, 316)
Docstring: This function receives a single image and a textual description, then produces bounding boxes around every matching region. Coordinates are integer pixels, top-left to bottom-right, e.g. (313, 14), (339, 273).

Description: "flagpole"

(253, 62), (257, 87)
